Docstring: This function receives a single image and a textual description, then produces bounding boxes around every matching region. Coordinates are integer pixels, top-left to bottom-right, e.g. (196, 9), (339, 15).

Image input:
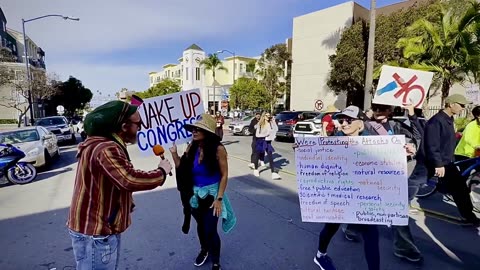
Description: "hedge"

(0, 119), (18, 124)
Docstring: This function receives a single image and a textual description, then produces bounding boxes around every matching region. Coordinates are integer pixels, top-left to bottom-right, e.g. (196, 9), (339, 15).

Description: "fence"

(426, 106), (471, 119)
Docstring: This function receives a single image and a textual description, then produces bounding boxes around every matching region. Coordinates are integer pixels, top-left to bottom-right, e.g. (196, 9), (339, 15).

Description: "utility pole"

(363, 0), (376, 110)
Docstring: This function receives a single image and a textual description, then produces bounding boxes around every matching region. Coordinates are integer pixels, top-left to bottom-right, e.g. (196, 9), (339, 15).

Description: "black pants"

(439, 156), (478, 221)
(192, 195), (221, 264)
(318, 223), (379, 270)
(250, 137), (264, 164)
(215, 127), (223, 141)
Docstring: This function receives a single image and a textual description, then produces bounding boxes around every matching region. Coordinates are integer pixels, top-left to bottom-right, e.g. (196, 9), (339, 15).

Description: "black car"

(275, 111), (320, 141)
(35, 116), (76, 144)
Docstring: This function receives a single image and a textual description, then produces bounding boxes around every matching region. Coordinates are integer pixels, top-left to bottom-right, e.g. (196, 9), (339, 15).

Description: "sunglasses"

(338, 118), (355, 125)
(371, 105), (391, 112)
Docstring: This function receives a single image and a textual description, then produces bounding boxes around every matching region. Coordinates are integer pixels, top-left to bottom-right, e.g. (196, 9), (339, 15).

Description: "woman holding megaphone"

(169, 113), (236, 270)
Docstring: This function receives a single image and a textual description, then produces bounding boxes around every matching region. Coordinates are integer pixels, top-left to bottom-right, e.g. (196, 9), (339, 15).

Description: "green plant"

(0, 119), (18, 124)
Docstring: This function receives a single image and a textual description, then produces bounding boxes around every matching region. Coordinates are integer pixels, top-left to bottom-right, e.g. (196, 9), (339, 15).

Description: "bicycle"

(416, 156), (480, 213)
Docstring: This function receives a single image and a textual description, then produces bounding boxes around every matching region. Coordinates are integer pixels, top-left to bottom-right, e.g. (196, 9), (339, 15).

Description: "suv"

(35, 116), (76, 144)
(293, 113), (327, 137)
(275, 111), (320, 141)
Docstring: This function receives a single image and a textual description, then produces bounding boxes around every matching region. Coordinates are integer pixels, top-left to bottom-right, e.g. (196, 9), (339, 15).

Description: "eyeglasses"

(127, 120), (143, 130)
(338, 118), (355, 125)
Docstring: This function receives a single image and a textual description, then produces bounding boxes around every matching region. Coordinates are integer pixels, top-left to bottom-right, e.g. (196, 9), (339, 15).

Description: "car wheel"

(242, 127), (251, 136)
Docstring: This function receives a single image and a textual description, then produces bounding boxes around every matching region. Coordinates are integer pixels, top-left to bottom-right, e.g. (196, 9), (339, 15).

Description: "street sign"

(314, 100), (324, 111)
(56, 105), (65, 115)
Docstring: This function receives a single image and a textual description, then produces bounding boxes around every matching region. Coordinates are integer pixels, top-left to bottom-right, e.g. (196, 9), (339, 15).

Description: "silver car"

(0, 126), (59, 167)
(228, 116), (255, 136)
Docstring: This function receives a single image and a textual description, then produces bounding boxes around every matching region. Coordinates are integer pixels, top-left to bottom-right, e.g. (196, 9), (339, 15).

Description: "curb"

(229, 154), (467, 225)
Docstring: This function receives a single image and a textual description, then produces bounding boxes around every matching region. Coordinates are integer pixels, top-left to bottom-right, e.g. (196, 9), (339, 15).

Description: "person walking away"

(296, 106), (380, 270)
(321, 105), (338, 136)
(253, 112), (281, 180)
(169, 114), (236, 270)
(214, 111), (225, 140)
(343, 102), (423, 262)
(67, 101), (173, 270)
(423, 94), (479, 226)
(248, 112), (265, 169)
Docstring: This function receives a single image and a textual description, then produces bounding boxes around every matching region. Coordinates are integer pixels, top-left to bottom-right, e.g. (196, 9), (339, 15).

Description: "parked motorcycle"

(0, 143), (37, 185)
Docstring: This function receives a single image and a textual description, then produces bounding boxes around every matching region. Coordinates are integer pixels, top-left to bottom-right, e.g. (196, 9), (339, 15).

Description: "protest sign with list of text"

(294, 135), (409, 226)
(136, 88), (204, 152)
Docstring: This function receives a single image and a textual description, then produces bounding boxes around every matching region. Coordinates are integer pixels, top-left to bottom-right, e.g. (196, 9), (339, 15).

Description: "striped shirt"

(67, 136), (165, 235)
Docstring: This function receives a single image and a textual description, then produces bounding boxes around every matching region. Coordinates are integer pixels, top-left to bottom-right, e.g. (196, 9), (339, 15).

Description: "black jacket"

(248, 118), (259, 138)
(176, 154), (194, 234)
(364, 115), (423, 150)
(422, 110), (456, 168)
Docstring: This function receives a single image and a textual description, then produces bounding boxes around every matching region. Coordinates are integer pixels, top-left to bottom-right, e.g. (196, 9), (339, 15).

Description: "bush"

(0, 119), (18, 124)
(454, 117), (470, 132)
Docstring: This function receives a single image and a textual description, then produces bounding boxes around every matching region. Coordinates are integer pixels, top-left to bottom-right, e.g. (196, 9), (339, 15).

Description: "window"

(239, 63), (243, 72)
(196, 67), (200, 81)
(186, 67), (189, 80)
(150, 77), (153, 83)
(168, 70), (170, 77)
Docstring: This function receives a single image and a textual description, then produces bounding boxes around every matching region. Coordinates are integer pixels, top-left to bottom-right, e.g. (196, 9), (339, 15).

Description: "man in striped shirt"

(67, 101), (172, 270)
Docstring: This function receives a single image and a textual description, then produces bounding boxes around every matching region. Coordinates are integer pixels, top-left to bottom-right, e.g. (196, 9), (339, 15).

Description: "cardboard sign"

(373, 65), (433, 108)
(294, 135), (409, 226)
(466, 84), (480, 105)
(136, 89), (204, 151)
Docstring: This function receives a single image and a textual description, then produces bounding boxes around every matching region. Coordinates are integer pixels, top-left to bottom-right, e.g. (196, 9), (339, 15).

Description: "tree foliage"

(136, 78), (181, 99)
(229, 77), (269, 110)
(51, 76), (93, 117)
(257, 43), (290, 112)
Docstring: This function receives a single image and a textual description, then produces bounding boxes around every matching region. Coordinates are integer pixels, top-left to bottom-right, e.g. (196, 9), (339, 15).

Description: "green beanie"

(84, 100), (138, 137)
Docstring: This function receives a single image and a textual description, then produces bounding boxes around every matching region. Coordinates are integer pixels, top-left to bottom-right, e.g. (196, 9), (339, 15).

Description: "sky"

(2, 0), (401, 97)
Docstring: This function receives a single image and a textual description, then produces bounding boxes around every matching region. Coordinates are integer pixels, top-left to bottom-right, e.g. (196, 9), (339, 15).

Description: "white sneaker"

(259, 161), (265, 167)
(253, 170), (260, 177)
(272, 172), (281, 180)
(248, 163), (255, 169)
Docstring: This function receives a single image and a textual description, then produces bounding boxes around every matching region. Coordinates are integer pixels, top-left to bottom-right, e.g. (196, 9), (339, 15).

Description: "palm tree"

(200, 54), (228, 113)
(246, 60), (257, 78)
(397, 1), (480, 105)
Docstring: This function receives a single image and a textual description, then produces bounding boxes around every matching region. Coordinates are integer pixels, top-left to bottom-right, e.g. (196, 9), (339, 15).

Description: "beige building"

(290, 0), (464, 111)
(148, 44), (260, 113)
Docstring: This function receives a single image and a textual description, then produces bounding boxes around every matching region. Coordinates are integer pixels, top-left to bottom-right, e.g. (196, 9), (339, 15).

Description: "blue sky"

(3, 0), (401, 96)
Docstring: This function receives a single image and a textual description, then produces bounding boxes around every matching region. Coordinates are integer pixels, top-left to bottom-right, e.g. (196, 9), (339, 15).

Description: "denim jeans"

(69, 229), (121, 270)
(192, 195), (221, 264)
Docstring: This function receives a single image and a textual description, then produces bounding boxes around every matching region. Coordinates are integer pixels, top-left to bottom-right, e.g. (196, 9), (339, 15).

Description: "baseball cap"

(445, 94), (469, 105)
(336, 105), (367, 120)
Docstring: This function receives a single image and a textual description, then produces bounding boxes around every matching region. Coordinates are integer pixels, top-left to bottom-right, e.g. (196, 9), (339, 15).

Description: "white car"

(293, 113), (327, 137)
(0, 126), (59, 167)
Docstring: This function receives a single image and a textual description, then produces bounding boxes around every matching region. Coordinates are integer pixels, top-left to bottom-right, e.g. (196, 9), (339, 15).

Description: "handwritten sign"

(466, 84), (480, 105)
(136, 89), (204, 151)
(373, 65), (433, 108)
(294, 135), (409, 226)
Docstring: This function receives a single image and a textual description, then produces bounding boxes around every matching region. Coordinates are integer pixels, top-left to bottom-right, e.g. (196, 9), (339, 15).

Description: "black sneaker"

(212, 264), (221, 270)
(194, 250), (208, 267)
(314, 254), (336, 270)
(394, 250), (423, 262)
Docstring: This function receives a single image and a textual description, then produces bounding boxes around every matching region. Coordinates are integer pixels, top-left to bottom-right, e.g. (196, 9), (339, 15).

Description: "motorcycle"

(0, 143), (37, 185)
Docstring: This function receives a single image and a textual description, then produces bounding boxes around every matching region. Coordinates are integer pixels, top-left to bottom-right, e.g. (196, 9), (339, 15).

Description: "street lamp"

(22, 15), (79, 125)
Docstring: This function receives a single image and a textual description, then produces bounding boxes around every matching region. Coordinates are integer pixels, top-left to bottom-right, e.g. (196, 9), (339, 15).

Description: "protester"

(423, 94), (479, 226)
(67, 100), (172, 270)
(253, 112), (281, 180)
(455, 105), (480, 159)
(248, 112), (265, 169)
(321, 105), (338, 136)
(346, 102), (423, 262)
(170, 114), (236, 270)
(296, 105), (380, 270)
(215, 111), (225, 140)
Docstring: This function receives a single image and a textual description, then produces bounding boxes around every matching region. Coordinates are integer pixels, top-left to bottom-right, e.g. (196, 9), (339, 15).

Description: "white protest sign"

(373, 65), (433, 108)
(466, 83), (480, 105)
(294, 135), (409, 226)
(136, 88), (204, 152)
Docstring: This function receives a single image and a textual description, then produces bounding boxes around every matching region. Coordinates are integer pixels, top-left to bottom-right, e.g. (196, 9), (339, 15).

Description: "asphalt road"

(0, 134), (479, 270)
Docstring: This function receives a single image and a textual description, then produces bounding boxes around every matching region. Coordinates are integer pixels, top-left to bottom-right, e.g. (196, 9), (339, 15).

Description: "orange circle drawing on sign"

(315, 100), (324, 111)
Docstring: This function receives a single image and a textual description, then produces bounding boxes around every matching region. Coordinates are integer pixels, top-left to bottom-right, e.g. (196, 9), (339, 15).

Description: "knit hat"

(84, 100), (138, 137)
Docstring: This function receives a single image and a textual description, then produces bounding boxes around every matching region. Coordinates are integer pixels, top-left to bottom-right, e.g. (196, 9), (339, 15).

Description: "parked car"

(0, 126), (59, 167)
(275, 111), (320, 141)
(228, 115), (255, 136)
(293, 113), (327, 137)
(35, 116), (76, 144)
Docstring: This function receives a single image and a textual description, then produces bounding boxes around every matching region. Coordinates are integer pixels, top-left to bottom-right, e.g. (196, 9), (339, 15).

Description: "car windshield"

(276, 112), (300, 121)
(242, 116), (254, 121)
(36, 117), (67, 126)
(0, 129), (40, 144)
